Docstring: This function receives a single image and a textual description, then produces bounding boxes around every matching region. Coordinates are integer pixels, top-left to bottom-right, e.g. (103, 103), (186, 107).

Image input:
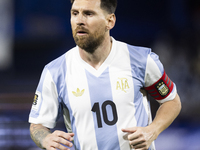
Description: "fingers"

(127, 136), (148, 150)
(52, 131), (74, 147)
(51, 141), (72, 150)
(43, 130), (75, 150)
(122, 127), (138, 141)
(53, 130), (74, 141)
(132, 142), (147, 150)
(122, 127), (149, 150)
(52, 136), (73, 147)
(129, 136), (146, 149)
(121, 127), (137, 133)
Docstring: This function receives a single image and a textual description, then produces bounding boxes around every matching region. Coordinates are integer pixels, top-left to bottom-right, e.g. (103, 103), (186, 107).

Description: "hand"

(122, 126), (155, 150)
(43, 130), (74, 150)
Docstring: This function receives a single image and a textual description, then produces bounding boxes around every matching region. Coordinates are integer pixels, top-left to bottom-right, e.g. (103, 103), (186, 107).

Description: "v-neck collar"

(74, 37), (116, 77)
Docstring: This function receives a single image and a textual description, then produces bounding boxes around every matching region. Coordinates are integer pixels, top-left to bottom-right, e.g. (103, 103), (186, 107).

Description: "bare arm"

(122, 93), (181, 149)
(30, 123), (51, 149)
(149, 93), (181, 137)
(30, 123), (74, 150)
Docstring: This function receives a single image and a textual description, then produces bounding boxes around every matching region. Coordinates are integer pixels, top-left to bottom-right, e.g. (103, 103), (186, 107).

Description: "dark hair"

(70, 0), (117, 14)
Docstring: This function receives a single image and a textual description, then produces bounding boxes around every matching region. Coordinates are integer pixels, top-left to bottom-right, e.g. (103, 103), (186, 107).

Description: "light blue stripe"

(86, 68), (120, 150)
(127, 44), (149, 127)
(128, 45), (155, 150)
(62, 85), (81, 150)
(48, 53), (71, 122)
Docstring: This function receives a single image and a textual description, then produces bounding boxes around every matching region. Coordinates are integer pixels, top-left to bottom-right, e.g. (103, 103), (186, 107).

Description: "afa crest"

(155, 80), (169, 97)
(116, 78), (130, 93)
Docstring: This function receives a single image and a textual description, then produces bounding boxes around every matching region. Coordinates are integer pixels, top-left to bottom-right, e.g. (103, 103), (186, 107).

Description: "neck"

(79, 36), (112, 70)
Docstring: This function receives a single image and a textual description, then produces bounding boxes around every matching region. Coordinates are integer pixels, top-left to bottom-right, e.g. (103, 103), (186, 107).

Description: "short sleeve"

(28, 66), (59, 129)
(144, 52), (177, 104)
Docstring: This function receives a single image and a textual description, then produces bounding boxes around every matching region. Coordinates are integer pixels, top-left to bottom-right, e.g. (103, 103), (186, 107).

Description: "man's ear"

(106, 13), (116, 30)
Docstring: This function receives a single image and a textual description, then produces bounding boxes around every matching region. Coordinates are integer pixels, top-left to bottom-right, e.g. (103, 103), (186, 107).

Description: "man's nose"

(76, 14), (85, 25)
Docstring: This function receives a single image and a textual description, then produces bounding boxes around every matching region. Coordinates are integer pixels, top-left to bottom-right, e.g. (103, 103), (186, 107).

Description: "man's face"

(70, 0), (108, 53)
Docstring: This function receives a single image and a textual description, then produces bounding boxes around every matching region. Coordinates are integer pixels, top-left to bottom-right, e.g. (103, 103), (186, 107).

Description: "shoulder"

(115, 39), (151, 60)
(127, 43), (151, 59)
(43, 47), (76, 83)
(113, 39), (154, 70)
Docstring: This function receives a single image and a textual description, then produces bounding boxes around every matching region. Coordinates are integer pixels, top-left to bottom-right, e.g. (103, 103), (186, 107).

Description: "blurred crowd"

(152, 0), (200, 122)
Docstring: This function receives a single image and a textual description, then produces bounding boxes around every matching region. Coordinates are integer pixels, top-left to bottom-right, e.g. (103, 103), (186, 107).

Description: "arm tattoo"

(30, 124), (51, 149)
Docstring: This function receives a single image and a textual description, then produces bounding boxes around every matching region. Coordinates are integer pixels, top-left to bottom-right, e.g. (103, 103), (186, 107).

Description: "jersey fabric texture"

(29, 37), (177, 150)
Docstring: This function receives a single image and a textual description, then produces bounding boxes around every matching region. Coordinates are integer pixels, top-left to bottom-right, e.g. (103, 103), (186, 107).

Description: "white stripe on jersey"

(29, 70), (59, 128)
(145, 54), (163, 87)
(65, 49), (98, 150)
(109, 42), (136, 150)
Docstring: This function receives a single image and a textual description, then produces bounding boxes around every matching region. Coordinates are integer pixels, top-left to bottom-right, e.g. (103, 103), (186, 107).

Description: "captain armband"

(144, 71), (174, 100)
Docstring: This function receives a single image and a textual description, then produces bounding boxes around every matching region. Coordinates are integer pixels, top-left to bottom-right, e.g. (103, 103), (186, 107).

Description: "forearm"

(30, 123), (51, 149)
(149, 93), (181, 139)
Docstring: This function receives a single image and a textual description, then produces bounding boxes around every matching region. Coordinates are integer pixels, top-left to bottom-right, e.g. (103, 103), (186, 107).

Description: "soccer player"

(29, 0), (181, 149)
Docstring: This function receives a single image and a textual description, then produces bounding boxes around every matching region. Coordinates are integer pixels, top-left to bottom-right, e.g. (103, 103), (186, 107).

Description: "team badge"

(32, 91), (41, 111)
(116, 78), (130, 93)
(155, 79), (169, 97)
(33, 94), (38, 105)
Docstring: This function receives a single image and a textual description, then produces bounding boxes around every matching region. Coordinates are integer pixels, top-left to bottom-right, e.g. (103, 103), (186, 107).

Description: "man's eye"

(86, 12), (93, 16)
(72, 12), (78, 16)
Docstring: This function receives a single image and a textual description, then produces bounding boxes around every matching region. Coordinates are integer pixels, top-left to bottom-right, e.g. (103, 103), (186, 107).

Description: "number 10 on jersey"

(91, 100), (118, 128)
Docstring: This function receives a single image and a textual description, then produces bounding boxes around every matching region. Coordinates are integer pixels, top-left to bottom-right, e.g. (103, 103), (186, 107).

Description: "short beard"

(73, 28), (105, 54)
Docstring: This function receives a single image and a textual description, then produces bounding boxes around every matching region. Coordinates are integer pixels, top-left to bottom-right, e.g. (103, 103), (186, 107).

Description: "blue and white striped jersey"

(29, 37), (177, 150)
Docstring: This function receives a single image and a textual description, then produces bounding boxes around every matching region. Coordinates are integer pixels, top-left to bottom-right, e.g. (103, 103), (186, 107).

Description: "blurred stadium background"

(0, 0), (200, 149)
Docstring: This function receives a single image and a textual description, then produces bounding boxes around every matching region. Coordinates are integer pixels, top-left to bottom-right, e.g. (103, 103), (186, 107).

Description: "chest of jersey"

(65, 56), (138, 122)
(63, 50), (147, 150)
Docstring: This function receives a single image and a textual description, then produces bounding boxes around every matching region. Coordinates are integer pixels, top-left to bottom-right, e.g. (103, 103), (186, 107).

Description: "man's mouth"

(77, 31), (87, 35)
(76, 28), (88, 36)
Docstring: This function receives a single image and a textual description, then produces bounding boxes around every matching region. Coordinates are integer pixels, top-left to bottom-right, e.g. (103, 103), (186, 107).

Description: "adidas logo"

(72, 88), (85, 97)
